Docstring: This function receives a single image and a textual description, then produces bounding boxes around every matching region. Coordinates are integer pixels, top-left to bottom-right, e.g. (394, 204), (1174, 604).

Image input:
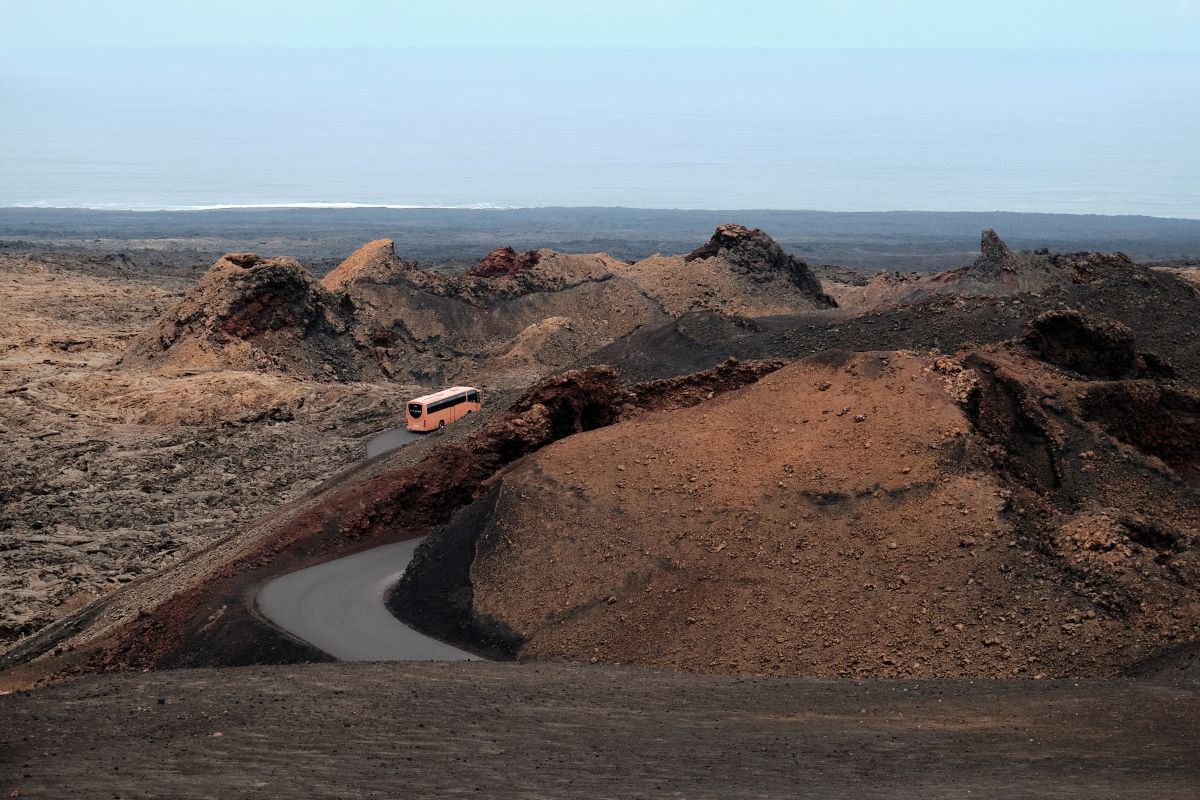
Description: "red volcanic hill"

(397, 317), (1200, 679)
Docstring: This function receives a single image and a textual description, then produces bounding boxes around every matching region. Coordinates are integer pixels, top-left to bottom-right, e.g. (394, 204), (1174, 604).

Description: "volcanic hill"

(396, 317), (1200, 679)
(591, 230), (1200, 385)
(122, 226), (839, 386)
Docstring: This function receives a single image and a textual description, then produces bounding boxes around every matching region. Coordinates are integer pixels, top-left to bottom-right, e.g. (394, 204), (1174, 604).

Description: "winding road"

(257, 538), (478, 661)
(256, 426), (477, 662)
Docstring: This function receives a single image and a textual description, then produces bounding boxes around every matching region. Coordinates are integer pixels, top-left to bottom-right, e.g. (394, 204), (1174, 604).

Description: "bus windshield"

(408, 402), (423, 419)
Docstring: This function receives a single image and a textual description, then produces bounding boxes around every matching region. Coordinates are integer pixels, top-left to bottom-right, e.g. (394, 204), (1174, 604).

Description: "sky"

(6, 0), (1200, 50)
(2, 2), (1198, 214)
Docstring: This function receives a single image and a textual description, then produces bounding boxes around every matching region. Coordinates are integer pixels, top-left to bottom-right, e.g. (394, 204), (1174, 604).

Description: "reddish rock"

(468, 247), (542, 280)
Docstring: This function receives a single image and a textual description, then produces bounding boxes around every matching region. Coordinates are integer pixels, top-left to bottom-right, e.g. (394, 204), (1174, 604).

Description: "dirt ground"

(1, 661), (1197, 800)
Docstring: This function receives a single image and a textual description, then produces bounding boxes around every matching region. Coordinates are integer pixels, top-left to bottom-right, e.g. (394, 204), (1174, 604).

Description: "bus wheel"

(438, 420), (446, 433)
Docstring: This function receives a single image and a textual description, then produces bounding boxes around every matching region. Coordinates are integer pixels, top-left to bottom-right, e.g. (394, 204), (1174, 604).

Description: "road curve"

(257, 538), (478, 662)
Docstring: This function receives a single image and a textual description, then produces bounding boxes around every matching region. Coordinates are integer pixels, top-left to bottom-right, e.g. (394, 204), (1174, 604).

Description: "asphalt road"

(256, 538), (478, 662)
(364, 426), (421, 459)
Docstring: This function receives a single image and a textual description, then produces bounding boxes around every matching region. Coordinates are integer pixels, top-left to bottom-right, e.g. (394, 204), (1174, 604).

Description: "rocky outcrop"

(124, 253), (357, 378)
(969, 230), (1133, 290)
(888, 231), (1131, 301)
(684, 224), (837, 308)
(974, 228), (1014, 277)
(321, 239), (410, 292)
(467, 247), (542, 280)
(614, 225), (837, 316)
(1023, 310), (1140, 380)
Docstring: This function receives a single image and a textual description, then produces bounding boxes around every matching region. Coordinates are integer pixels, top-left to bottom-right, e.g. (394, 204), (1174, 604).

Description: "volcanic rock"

(124, 253), (357, 378)
(826, 230), (1136, 308)
(321, 238), (410, 292)
(123, 227), (852, 387)
(467, 247), (542, 280)
(1023, 310), (1140, 380)
(684, 224), (837, 307)
(975, 228), (1014, 276)
(615, 225), (837, 315)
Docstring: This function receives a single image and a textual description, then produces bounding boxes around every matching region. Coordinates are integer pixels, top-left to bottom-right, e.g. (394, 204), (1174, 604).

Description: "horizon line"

(2, 203), (1199, 222)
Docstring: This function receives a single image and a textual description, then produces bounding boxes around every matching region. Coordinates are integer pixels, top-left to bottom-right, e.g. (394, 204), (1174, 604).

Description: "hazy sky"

(3, 3), (1198, 213)
(8, 0), (1200, 50)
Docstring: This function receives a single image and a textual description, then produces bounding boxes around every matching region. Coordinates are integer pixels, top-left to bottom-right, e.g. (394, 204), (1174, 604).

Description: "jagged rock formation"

(957, 230), (1128, 294)
(974, 228), (1014, 278)
(823, 230), (1134, 308)
(466, 247), (541, 280)
(123, 253), (357, 378)
(686, 223), (837, 306)
(124, 227), (843, 385)
(614, 224), (837, 315)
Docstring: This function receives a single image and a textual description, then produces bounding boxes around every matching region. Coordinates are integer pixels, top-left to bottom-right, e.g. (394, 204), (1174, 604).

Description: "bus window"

(467, 391), (480, 403)
(408, 403), (423, 418)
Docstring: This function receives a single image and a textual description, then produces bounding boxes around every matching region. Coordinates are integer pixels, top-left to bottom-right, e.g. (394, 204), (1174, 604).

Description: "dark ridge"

(1079, 382), (1200, 485)
(963, 355), (1061, 492)
(1022, 310), (1139, 380)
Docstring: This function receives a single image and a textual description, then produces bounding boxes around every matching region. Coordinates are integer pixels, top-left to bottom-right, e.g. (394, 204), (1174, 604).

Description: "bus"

(406, 386), (482, 432)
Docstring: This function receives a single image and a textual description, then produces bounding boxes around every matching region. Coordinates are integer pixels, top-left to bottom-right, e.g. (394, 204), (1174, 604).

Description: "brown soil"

(1078, 381), (1200, 484)
(1021, 309), (1152, 380)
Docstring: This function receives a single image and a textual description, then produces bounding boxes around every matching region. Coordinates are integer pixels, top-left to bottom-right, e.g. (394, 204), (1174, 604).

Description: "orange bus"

(406, 386), (482, 432)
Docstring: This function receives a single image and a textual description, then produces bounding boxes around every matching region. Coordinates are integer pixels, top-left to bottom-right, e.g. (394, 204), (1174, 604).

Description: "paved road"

(257, 539), (478, 662)
(365, 427), (421, 459)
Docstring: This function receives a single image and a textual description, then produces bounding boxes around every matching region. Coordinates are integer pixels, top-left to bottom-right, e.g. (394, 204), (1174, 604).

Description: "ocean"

(2, 47), (1197, 217)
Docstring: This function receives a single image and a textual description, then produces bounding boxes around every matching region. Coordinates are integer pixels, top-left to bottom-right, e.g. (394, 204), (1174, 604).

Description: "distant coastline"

(3, 204), (1199, 222)
(5, 206), (1200, 271)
